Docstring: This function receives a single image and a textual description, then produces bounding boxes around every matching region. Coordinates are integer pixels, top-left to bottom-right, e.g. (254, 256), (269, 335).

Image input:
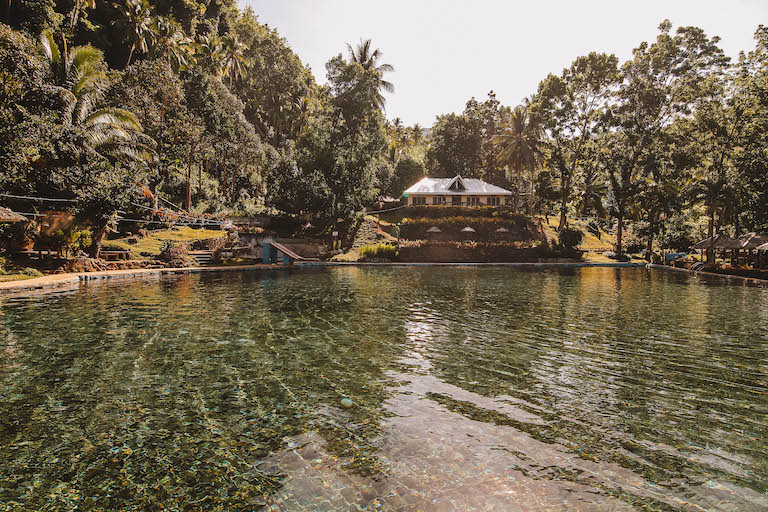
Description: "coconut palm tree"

(346, 38), (394, 107)
(69, 0), (96, 30)
(493, 105), (544, 212)
(221, 33), (247, 86)
(410, 123), (424, 145)
(195, 33), (225, 76)
(151, 16), (195, 71)
(113, 0), (156, 68)
(39, 30), (151, 162)
(686, 169), (733, 262)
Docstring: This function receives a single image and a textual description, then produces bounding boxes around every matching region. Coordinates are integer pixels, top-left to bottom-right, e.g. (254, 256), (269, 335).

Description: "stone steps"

(189, 250), (215, 265)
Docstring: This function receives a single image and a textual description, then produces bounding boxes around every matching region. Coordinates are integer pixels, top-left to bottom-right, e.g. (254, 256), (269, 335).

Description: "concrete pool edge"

(4, 261), (765, 295)
(0, 264), (289, 295)
(647, 263), (768, 286)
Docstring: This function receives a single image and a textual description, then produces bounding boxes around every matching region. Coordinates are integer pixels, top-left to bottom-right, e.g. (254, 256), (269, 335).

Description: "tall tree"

(345, 38), (394, 109)
(195, 33), (225, 78)
(493, 105), (543, 211)
(602, 21), (728, 255)
(113, 0), (156, 68)
(68, 0), (95, 31)
(150, 16), (195, 72)
(39, 30), (150, 162)
(221, 33), (246, 86)
(531, 52), (619, 229)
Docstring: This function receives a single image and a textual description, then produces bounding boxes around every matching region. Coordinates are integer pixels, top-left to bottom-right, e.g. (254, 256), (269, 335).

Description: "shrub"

(558, 227), (584, 249)
(22, 267), (43, 277)
(158, 240), (189, 261)
(400, 216), (538, 240)
(358, 243), (398, 261)
(603, 251), (630, 262)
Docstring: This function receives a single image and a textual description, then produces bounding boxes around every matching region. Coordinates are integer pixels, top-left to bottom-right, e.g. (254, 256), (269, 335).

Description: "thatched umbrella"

(0, 206), (26, 223)
(460, 226), (476, 240)
(426, 226), (441, 239)
(494, 226), (509, 240)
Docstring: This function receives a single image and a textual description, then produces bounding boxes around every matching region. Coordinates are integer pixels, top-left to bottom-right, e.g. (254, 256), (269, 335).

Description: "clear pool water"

(0, 267), (767, 511)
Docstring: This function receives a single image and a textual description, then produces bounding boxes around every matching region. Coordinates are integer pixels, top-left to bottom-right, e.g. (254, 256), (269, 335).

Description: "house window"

(468, 196), (480, 206)
(487, 196), (500, 206)
(452, 196), (462, 205)
(432, 196), (446, 205)
(412, 196), (427, 205)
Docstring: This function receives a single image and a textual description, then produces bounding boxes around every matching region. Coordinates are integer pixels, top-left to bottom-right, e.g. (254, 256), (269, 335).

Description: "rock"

(340, 398), (354, 408)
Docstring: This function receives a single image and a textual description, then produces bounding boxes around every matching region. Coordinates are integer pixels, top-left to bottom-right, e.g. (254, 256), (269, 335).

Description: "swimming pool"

(0, 267), (766, 510)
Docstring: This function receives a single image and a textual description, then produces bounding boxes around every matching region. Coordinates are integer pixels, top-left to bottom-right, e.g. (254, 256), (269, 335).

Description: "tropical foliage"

(422, 23), (768, 256)
(0, 0), (395, 253)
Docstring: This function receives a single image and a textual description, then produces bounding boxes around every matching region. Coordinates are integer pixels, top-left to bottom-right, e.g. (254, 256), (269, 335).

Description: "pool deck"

(2, 261), (765, 295)
(0, 264), (288, 295)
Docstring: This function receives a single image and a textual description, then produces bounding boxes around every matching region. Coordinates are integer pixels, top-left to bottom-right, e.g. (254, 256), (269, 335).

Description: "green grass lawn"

(0, 274), (40, 282)
(107, 227), (226, 258)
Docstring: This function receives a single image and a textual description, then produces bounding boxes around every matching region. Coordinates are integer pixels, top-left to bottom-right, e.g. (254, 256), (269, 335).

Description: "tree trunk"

(124, 42), (136, 69)
(89, 222), (108, 258)
(528, 167), (536, 214)
(186, 142), (195, 211)
(706, 202), (715, 264)
(558, 169), (569, 230)
(646, 208), (656, 262)
(69, 0), (81, 29)
(616, 213), (624, 256)
(2, 0), (11, 23)
(558, 193), (568, 230)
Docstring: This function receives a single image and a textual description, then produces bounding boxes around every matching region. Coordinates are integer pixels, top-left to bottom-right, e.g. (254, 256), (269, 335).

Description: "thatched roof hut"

(738, 232), (768, 249)
(495, 227), (509, 233)
(691, 234), (742, 250)
(0, 206), (26, 223)
(460, 226), (476, 233)
(426, 226), (442, 234)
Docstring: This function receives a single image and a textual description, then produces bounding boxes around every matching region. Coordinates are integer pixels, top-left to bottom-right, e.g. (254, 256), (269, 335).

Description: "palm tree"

(113, 0), (156, 68)
(69, 0), (95, 30)
(39, 30), (152, 162)
(346, 38), (394, 108)
(195, 33), (225, 76)
(410, 123), (425, 145)
(221, 33), (247, 86)
(493, 105), (544, 212)
(151, 16), (195, 71)
(687, 169), (732, 262)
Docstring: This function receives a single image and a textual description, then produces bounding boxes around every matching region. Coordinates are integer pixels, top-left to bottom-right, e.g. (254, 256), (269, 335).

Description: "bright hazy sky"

(242, 0), (767, 127)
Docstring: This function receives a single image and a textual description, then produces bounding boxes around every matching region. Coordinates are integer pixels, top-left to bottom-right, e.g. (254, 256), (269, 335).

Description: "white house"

(402, 175), (514, 206)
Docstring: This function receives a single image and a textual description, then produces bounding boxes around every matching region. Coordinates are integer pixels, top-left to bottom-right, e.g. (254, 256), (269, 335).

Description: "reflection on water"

(0, 267), (767, 511)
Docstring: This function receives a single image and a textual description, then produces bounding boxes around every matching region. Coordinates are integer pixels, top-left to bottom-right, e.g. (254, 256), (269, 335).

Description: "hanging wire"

(0, 193), (75, 202)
